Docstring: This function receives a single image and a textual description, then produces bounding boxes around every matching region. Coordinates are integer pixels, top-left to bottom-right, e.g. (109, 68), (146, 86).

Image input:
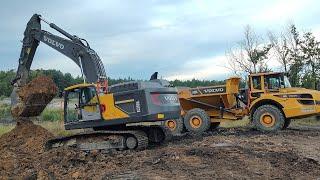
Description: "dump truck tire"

(282, 119), (291, 129)
(252, 105), (285, 132)
(184, 108), (211, 134)
(165, 118), (184, 136)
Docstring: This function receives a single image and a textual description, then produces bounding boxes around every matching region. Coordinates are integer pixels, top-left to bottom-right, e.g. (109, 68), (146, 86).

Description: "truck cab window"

(252, 76), (261, 90)
(265, 75), (281, 90)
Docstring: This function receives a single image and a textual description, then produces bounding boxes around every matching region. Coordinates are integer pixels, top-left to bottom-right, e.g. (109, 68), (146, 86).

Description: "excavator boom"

(12, 14), (106, 87)
(11, 14), (107, 112)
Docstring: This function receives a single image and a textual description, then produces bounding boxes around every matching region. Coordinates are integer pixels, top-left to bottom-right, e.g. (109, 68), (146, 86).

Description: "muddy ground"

(0, 122), (319, 179)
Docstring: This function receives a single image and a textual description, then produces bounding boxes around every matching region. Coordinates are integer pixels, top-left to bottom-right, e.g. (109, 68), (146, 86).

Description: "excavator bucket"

(11, 76), (58, 118)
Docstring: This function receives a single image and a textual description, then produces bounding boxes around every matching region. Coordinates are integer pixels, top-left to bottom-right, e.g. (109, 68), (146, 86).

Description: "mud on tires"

(183, 108), (211, 135)
(252, 104), (285, 132)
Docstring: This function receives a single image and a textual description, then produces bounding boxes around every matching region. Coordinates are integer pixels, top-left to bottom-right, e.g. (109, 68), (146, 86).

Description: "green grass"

(35, 121), (79, 136)
(0, 103), (64, 122)
(0, 121), (81, 137)
(0, 125), (14, 136)
(0, 104), (11, 119)
(40, 109), (64, 122)
(291, 117), (320, 126)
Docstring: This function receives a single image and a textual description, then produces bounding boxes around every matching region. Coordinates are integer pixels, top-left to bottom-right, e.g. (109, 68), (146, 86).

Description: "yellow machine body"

(248, 72), (320, 119)
(178, 72), (320, 123)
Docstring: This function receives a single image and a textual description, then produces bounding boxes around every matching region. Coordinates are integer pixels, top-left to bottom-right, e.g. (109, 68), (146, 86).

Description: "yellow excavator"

(11, 14), (181, 151)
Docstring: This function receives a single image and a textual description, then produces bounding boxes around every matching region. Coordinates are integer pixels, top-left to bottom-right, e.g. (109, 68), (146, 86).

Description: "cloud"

(1, 0), (320, 80)
(165, 55), (231, 80)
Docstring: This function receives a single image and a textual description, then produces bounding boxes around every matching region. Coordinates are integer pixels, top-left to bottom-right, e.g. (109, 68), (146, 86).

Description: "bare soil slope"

(0, 124), (319, 179)
(0, 118), (53, 178)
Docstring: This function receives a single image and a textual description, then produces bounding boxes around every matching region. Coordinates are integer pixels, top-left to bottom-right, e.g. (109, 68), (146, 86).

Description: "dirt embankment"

(0, 125), (319, 179)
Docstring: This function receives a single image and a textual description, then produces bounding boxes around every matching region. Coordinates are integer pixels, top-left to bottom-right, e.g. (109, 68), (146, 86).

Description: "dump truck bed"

(178, 77), (241, 112)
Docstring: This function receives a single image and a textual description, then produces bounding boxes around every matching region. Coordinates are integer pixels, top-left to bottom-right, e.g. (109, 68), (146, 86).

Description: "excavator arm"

(12, 14), (106, 87)
(11, 14), (107, 107)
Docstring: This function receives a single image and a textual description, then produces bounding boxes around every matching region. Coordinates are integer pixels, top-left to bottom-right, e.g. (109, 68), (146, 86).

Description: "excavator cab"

(64, 84), (101, 123)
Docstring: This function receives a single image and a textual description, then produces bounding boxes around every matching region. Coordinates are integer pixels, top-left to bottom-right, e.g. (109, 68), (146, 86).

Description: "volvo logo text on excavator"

(43, 36), (64, 49)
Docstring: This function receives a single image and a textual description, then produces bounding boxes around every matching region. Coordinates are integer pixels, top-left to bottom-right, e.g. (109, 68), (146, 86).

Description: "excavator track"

(45, 130), (149, 151)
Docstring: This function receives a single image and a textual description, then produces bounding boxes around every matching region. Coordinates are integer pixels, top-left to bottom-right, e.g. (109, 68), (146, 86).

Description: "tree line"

(0, 69), (224, 97)
(227, 24), (320, 89)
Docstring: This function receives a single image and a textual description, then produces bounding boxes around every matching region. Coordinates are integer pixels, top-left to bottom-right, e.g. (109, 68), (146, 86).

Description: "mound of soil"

(11, 76), (58, 117)
(0, 125), (319, 179)
(0, 118), (53, 178)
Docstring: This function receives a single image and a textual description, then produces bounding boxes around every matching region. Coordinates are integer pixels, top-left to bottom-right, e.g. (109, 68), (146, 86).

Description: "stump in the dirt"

(11, 76), (58, 118)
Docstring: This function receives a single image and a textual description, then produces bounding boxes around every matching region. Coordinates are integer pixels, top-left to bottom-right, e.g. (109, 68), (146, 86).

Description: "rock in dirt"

(11, 76), (58, 118)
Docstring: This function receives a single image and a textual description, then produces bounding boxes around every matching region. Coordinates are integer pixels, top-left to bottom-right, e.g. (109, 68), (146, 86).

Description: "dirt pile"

(0, 118), (54, 178)
(11, 76), (58, 117)
(1, 126), (319, 179)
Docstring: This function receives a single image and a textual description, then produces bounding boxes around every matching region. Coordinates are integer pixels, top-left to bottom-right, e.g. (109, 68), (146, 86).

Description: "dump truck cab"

(248, 72), (320, 131)
(248, 72), (291, 100)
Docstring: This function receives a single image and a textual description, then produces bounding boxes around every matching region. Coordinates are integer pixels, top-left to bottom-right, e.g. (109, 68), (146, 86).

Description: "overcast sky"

(1, 0), (320, 80)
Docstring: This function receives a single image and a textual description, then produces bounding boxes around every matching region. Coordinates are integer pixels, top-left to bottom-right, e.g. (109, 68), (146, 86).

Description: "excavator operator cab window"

(64, 89), (80, 122)
(80, 87), (96, 106)
(64, 86), (101, 123)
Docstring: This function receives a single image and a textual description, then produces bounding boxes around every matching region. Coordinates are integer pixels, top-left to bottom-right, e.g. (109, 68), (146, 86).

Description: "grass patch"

(0, 104), (11, 119)
(36, 121), (83, 136)
(40, 109), (64, 122)
(291, 117), (320, 126)
(0, 121), (82, 137)
(0, 124), (14, 136)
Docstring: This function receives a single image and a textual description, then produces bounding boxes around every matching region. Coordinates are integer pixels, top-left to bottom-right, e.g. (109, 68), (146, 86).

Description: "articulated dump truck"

(165, 72), (320, 134)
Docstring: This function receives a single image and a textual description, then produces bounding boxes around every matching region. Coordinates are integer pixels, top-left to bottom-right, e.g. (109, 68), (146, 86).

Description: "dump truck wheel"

(252, 105), (285, 132)
(184, 108), (211, 134)
(165, 118), (184, 135)
(282, 119), (291, 129)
